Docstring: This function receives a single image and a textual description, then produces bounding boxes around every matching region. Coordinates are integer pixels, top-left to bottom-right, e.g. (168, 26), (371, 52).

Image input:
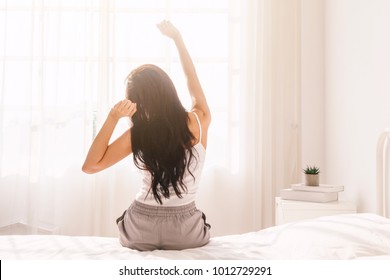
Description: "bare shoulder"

(188, 110), (210, 148)
(191, 109), (211, 128)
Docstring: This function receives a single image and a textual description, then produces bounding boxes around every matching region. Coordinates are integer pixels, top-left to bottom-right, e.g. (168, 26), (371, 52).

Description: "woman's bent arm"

(82, 100), (136, 174)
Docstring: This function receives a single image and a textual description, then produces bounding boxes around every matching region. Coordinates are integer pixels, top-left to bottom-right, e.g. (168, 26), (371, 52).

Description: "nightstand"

(275, 197), (357, 225)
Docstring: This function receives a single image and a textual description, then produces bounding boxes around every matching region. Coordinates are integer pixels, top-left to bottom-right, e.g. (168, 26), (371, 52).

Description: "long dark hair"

(126, 64), (197, 204)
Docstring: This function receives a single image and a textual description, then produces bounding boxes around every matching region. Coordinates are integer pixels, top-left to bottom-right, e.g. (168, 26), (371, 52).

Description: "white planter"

(305, 174), (319, 186)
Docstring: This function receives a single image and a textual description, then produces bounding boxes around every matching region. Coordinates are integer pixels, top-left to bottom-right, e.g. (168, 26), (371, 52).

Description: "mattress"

(1, 213), (390, 260)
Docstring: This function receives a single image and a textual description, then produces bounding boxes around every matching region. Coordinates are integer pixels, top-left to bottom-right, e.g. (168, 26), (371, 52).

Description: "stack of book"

(280, 184), (344, 203)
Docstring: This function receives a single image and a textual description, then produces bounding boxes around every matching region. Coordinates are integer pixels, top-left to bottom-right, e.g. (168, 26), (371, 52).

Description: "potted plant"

(303, 165), (320, 186)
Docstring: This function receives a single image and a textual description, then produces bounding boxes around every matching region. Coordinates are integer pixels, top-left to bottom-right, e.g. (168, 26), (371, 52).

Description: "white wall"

(324, 0), (390, 212)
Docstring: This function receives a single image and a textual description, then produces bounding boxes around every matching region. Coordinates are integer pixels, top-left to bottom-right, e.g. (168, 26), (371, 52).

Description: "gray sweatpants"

(117, 200), (211, 251)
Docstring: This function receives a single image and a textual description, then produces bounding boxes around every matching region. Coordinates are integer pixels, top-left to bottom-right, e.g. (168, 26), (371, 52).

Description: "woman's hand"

(110, 99), (137, 119)
(157, 20), (181, 40)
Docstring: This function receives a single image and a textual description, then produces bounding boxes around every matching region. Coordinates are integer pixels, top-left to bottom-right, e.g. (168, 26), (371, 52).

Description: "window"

(0, 0), (243, 178)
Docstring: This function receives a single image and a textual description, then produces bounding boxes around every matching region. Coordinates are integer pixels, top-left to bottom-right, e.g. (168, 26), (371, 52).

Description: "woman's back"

(135, 112), (206, 206)
(127, 64), (203, 205)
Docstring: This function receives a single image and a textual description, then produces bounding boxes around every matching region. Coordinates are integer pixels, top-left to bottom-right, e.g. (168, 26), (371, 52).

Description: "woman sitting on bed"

(82, 20), (211, 251)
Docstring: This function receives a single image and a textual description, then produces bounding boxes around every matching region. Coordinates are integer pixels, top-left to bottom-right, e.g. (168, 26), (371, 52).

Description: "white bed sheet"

(1, 213), (390, 260)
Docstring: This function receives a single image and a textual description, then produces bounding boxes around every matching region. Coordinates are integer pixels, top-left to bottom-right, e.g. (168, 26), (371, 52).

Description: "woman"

(82, 20), (211, 251)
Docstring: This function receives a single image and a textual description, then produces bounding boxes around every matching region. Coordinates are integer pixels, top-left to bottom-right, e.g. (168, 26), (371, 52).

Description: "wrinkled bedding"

(1, 213), (390, 260)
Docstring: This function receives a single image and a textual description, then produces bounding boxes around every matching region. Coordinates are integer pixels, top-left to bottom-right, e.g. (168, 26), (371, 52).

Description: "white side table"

(275, 197), (357, 225)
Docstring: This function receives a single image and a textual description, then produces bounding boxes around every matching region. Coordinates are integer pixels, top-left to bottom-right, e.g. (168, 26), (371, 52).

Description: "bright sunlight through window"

(0, 0), (243, 178)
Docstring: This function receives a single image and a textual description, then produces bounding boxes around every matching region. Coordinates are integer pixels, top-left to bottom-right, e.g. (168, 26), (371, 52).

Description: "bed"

(1, 213), (390, 260)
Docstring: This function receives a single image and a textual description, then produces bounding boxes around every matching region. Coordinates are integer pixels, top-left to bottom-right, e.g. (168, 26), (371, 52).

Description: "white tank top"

(135, 112), (206, 206)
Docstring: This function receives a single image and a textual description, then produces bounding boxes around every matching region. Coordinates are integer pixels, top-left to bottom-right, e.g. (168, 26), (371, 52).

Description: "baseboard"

(0, 222), (60, 235)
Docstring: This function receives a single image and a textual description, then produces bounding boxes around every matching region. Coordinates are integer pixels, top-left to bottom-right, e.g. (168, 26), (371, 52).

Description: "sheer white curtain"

(0, 0), (301, 237)
(247, 0), (302, 228)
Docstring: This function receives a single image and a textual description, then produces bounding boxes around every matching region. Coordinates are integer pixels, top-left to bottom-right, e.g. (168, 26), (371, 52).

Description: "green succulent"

(303, 165), (320, 174)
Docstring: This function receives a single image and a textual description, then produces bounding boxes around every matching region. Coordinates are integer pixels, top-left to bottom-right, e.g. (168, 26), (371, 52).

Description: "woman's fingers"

(121, 100), (137, 117)
(112, 100), (137, 118)
(157, 20), (180, 39)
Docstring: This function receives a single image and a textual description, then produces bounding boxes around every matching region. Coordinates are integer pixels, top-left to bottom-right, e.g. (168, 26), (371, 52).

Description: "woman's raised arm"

(157, 20), (211, 124)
